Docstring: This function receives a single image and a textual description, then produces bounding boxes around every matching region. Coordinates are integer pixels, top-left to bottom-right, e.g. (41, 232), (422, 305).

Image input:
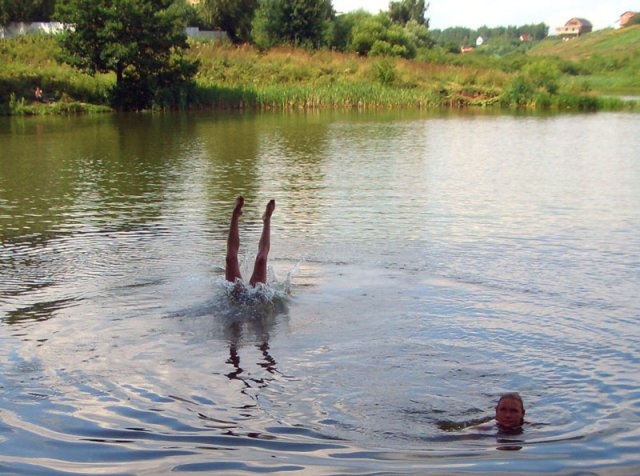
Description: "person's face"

(495, 398), (525, 429)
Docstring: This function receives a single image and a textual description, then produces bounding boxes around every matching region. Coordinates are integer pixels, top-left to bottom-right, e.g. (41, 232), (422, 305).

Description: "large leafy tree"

(55, 0), (199, 110)
(0, 0), (56, 24)
(327, 9), (371, 51)
(198, 0), (258, 43)
(252, 0), (334, 48)
(0, 0), (8, 24)
(388, 0), (428, 27)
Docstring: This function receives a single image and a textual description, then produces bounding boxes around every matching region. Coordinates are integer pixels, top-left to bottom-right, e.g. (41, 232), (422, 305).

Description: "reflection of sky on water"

(0, 111), (639, 472)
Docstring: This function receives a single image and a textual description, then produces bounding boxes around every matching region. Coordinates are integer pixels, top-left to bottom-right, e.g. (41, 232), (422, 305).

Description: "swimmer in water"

(225, 196), (276, 287)
(495, 392), (525, 431)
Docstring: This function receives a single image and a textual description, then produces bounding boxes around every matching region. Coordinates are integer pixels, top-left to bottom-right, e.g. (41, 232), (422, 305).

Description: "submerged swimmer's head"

(495, 392), (525, 430)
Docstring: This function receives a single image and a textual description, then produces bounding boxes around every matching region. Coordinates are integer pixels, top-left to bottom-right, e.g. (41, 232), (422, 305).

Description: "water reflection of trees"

(272, 113), (329, 202)
(2, 297), (78, 324)
(197, 112), (330, 242)
(196, 114), (262, 234)
(0, 115), (200, 318)
(0, 115), (198, 245)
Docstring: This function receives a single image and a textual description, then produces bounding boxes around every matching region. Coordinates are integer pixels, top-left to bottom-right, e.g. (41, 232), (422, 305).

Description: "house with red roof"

(619, 11), (637, 28)
(555, 18), (592, 38)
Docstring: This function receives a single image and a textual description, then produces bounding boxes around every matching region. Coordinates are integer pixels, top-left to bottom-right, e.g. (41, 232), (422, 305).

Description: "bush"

(523, 61), (560, 94)
(501, 74), (534, 106)
(370, 40), (409, 58)
(372, 57), (396, 85)
(350, 13), (416, 58)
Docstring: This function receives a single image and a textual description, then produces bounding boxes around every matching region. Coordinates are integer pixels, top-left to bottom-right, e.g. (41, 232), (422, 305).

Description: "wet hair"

(496, 392), (525, 425)
(497, 392), (524, 410)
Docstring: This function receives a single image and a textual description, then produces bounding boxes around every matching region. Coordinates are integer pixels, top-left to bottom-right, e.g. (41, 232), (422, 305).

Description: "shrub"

(523, 61), (560, 94)
(501, 74), (534, 106)
(372, 57), (396, 85)
(350, 13), (416, 58)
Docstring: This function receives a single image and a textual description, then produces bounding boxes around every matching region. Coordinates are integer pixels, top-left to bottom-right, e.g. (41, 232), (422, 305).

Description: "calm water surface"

(1, 110), (639, 474)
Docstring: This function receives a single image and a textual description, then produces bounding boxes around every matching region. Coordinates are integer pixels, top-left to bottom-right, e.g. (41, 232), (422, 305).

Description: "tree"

(169, 0), (201, 28)
(55, 0), (198, 110)
(0, 0), (8, 25)
(326, 9), (371, 51)
(350, 13), (416, 58)
(403, 18), (433, 49)
(0, 0), (56, 24)
(388, 0), (428, 27)
(198, 0), (258, 43)
(251, 0), (334, 49)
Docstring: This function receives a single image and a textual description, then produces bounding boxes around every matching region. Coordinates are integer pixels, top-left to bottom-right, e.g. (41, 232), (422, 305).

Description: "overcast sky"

(332, 0), (635, 31)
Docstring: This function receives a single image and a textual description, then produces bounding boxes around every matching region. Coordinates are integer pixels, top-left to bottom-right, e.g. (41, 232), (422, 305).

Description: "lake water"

(1, 110), (639, 474)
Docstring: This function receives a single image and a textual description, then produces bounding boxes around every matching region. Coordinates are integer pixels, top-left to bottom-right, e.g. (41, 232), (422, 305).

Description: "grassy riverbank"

(1, 27), (639, 115)
(0, 35), (112, 115)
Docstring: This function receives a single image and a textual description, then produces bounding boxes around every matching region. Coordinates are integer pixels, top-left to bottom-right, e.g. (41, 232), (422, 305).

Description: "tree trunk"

(116, 66), (123, 87)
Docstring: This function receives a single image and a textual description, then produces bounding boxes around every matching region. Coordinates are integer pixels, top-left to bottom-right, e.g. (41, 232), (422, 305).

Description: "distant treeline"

(2, 0), (433, 60)
(431, 23), (549, 51)
(3, 0), (546, 54)
(2, 0), (549, 59)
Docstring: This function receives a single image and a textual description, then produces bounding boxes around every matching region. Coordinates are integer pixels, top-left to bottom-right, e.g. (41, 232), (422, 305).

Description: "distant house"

(460, 46), (475, 53)
(519, 33), (532, 42)
(555, 18), (593, 38)
(475, 36), (484, 47)
(619, 11), (637, 28)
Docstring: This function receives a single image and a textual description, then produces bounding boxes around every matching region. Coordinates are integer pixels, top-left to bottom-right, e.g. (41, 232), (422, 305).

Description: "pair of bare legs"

(225, 196), (276, 287)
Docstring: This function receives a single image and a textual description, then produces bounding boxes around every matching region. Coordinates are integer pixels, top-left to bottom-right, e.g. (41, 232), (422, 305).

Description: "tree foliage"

(403, 18), (433, 49)
(502, 60), (560, 106)
(431, 23), (548, 49)
(476, 23), (548, 41)
(0, 0), (56, 24)
(388, 0), (428, 27)
(251, 0), (334, 49)
(198, 0), (258, 43)
(327, 9), (370, 51)
(329, 8), (432, 55)
(350, 13), (417, 58)
(55, 0), (198, 110)
(168, 0), (201, 28)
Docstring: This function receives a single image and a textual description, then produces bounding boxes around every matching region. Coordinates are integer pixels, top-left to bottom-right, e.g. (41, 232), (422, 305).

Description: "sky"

(331, 0), (637, 31)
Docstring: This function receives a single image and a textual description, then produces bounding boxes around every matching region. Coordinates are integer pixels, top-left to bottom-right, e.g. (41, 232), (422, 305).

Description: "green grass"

(0, 34), (113, 114)
(188, 43), (506, 110)
(529, 26), (640, 95)
(530, 25), (640, 61)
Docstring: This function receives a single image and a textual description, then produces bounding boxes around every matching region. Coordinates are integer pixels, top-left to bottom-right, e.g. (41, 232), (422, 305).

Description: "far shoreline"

(2, 31), (639, 116)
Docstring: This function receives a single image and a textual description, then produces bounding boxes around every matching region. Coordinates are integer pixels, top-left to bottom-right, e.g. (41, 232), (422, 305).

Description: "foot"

(233, 196), (244, 217)
(262, 199), (275, 221)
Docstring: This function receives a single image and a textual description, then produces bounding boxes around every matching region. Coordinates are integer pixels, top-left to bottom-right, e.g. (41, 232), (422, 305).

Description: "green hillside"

(528, 25), (640, 94)
(530, 25), (640, 61)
